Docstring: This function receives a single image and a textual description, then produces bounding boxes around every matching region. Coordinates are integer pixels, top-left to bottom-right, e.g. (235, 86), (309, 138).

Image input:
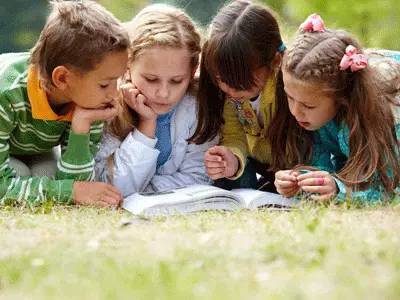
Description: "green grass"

(1, 205), (400, 300)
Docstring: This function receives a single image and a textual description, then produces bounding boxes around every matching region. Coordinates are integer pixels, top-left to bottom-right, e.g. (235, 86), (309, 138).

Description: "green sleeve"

(57, 121), (104, 181)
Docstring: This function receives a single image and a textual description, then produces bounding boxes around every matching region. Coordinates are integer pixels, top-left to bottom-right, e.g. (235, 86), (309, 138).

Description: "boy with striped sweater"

(0, 1), (129, 207)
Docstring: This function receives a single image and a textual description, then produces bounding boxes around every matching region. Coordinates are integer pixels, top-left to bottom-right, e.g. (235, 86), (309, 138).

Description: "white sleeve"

(112, 130), (160, 197)
(94, 132), (121, 183)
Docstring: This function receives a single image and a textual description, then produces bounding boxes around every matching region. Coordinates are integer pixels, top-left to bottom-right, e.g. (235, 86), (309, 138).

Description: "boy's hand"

(296, 170), (337, 201)
(71, 100), (119, 134)
(121, 83), (157, 121)
(204, 146), (239, 180)
(73, 181), (122, 208)
(274, 170), (300, 197)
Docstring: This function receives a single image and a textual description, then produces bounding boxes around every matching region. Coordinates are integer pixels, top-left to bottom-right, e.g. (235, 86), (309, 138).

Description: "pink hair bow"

(339, 45), (368, 72)
(300, 14), (325, 33)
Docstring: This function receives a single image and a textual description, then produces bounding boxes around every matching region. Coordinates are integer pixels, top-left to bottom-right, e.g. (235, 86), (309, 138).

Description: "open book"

(122, 184), (298, 216)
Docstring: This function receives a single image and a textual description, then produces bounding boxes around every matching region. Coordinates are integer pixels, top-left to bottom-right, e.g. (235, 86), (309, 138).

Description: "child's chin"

(155, 107), (171, 114)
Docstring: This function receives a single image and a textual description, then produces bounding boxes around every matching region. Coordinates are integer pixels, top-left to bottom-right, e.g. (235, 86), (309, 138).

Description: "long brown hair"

(269, 28), (400, 195)
(189, 0), (284, 144)
(107, 4), (201, 140)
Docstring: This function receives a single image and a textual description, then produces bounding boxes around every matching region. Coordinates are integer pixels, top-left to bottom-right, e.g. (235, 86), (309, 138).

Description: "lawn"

(0, 204), (399, 299)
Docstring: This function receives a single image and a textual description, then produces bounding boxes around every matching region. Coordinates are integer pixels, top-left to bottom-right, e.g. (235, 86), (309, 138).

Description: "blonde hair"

(30, 0), (129, 90)
(108, 4), (201, 140)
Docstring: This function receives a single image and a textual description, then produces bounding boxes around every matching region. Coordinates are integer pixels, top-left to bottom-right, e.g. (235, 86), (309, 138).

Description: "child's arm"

(0, 84), (120, 207)
(95, 83), (160, 197)
(95, 129), (160, 197)
(219, 100), (249, 179)
(57, 103), (118, 181)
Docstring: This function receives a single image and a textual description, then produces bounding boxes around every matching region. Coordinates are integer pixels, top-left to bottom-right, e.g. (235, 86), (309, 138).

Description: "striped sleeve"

(57, 121), (104, 181)
(0, 90), (73, 206)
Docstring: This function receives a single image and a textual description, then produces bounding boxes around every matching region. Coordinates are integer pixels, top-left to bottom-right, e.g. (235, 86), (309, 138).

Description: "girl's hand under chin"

(121, 83), (157, 121)
(120, 82), (157, 138)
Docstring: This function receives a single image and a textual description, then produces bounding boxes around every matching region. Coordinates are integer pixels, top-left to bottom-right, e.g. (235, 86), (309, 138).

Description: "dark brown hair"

(30, 0), (129, 90)
(190, 0), (284, 144)
(269, 28), (400, 195)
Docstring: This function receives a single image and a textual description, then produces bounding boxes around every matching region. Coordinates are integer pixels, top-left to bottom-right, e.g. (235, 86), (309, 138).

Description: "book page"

(232, 189), (297, 209)
(123, 185), (243, 215)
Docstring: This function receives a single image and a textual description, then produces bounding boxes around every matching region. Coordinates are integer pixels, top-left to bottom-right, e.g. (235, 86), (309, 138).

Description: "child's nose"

(292, 102), (304, 118)
(157, 84), (169, 99)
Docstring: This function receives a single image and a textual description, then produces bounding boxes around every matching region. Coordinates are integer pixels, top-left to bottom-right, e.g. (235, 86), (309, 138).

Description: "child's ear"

(51, 66), (72, 91)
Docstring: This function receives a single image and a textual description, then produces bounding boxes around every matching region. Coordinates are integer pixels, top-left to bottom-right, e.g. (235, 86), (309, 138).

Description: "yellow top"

(27, 66), (74, 121)
(221, 76), (276, 179)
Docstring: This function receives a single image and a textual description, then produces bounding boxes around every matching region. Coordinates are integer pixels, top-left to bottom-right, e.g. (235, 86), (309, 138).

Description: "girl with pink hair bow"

(271, 14), (400, 203)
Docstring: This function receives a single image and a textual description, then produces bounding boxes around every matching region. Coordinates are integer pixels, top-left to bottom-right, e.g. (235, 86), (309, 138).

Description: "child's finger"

(296, 170), (328, 181)
(105, 184), (122, 195)
(205, 160), (225, 168)
(104, 188), (122, 202)
(209, 172), (225, 180)
(276, 172), (297, 182)
(207, 146), (228, 157)
(297, 177), (327, 187)
(124, 89), (140, 106)
(100, 195), (120, 207)
(119, 83), (133, 92)
(136, 94), (146, 106)
(207, 166), (225, 176)
(204, 152), (223, 162)
(275, 178), (297, 188)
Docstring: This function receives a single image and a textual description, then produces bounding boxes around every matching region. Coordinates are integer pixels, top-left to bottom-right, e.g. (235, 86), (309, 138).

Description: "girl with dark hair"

(190, 0), (285, 190)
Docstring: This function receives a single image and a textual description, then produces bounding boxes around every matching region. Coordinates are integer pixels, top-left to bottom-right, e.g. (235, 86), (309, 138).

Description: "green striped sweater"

(0, 52), (103, 206)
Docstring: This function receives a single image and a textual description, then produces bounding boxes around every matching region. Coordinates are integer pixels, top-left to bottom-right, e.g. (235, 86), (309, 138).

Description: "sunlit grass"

(1, 204), (400, 299)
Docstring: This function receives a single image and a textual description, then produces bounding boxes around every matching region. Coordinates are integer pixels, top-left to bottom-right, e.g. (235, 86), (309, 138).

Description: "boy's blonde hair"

(108, 4), (201, 140)
(30, 0), (129, 90)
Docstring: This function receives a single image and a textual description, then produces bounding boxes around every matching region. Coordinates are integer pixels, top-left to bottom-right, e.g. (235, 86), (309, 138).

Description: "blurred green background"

(1, 0), (399, 53)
